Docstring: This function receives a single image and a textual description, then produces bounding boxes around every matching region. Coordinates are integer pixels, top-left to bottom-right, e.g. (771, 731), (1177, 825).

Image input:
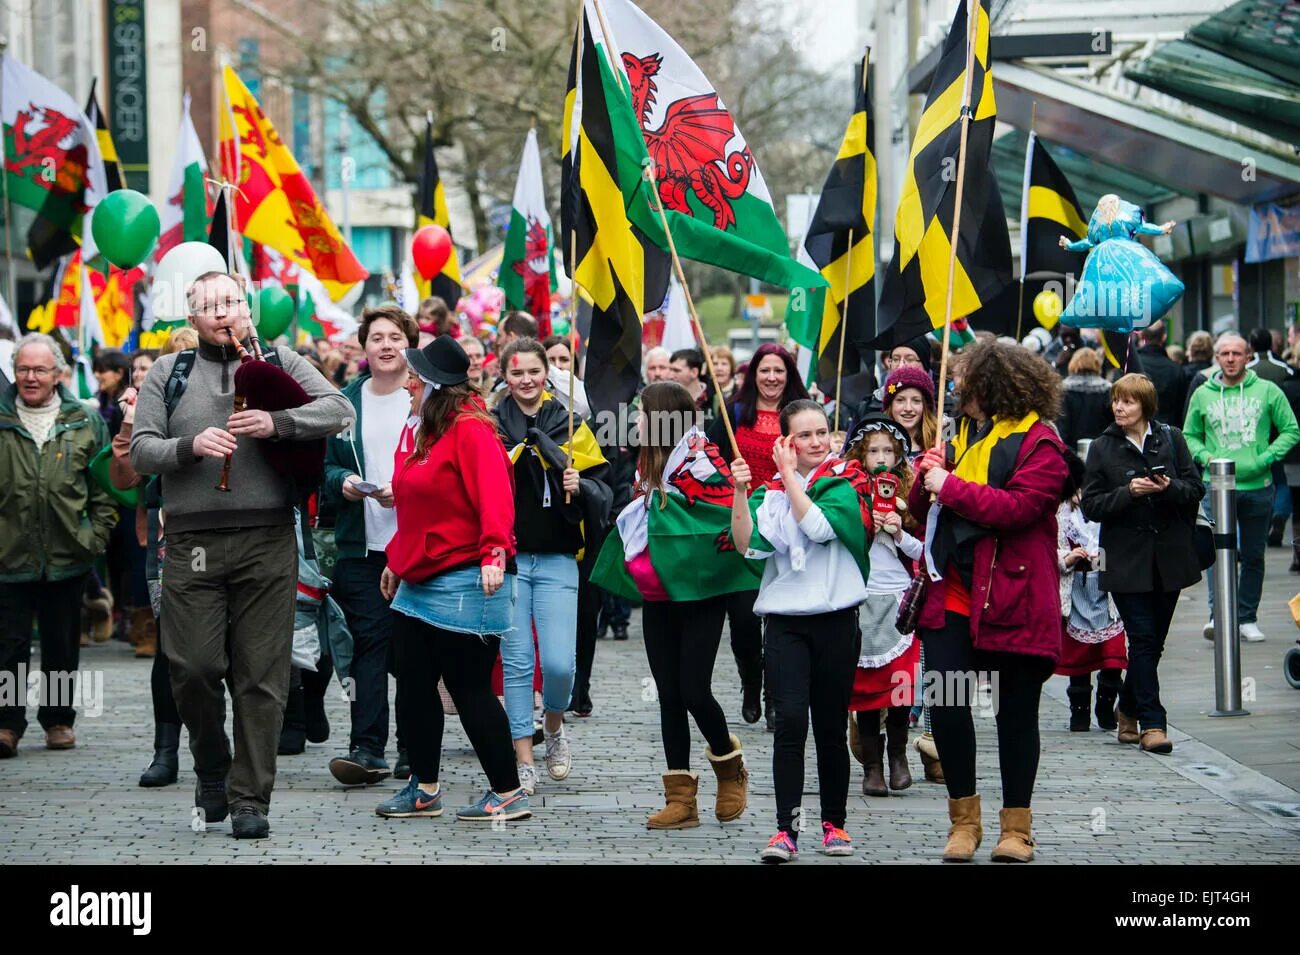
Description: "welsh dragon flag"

(582, 0), (827, 319)
(746, 456), (873, 585)
(1, 54), (106, 270)
(156, 93), (211, 262)
(591, 428), (759, 603)
(500, 128), (558, 335)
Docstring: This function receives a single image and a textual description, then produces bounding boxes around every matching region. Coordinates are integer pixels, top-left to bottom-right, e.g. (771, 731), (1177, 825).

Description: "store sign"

(1246, 199), (1300, 264)
(108, 0), (149, 193)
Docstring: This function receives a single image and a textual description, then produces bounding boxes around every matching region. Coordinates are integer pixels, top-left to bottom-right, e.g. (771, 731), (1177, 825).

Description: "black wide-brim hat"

(405, 334), (469, 386)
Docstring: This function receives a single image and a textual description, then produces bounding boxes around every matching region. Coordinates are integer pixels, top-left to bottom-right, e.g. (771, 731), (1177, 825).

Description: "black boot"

(1290, 545), (1300, 574)
(1269, 514), (1287, 547)
(1095, 672), (1120, 730)
(138, 723), (181, 787)
(1067, 682), (1091, 732)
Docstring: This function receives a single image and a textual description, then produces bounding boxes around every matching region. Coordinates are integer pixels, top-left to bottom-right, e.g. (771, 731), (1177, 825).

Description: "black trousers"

(0, 575), (87, 735)
(571, 540), (602, 708)
(766, 608), (860, 834)
(641, 597), (733, 770)
(392, 612), (518, 793)
(332, 551), (403, 756)
(920, 612), (1053, 808)
(725, 589), (763, 686)
(1111, 590), (1180, 732)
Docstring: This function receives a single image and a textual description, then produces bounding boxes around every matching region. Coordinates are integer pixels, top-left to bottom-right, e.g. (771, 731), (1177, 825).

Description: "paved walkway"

(2, 551), (1297, 864)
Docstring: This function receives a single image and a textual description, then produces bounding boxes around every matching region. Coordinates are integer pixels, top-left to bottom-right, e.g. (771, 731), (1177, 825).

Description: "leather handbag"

(895, 568), (928, 635)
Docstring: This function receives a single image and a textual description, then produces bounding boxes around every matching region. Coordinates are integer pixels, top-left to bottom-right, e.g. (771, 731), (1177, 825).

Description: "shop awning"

(993, 61), (1300, 204)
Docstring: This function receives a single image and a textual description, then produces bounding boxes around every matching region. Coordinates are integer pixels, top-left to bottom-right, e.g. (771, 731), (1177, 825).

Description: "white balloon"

(151, 242), (229, 322)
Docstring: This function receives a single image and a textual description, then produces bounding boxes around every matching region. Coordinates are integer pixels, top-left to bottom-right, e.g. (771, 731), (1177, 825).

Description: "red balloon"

(412, 225), (453, 280)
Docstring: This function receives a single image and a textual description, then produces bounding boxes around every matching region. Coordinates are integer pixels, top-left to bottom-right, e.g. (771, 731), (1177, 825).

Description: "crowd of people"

(2, 272), (1298, 860)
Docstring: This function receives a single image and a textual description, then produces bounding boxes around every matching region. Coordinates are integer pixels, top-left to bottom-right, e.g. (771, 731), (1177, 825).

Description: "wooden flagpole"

(932, 0), (981, 455)
(566, 230), (577, 504)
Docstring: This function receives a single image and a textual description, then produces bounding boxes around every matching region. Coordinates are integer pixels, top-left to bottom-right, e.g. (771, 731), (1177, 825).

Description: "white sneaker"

(1239, 622), (1267, 643)
(544, 725), (572, 781)
(516, 761), (538, 796)
(1202, 620), (1216, 642)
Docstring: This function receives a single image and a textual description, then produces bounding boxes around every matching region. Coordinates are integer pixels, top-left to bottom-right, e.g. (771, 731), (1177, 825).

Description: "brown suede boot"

(705, 734), (748, 822)
(942, 795), (982, 862)
(916, 731), (944, 783)
(131, 608), (157, 658)
(85, 592), (113, 643)
(1116, 710), (1139, 745)
(861, 732), (888, 796)
(646, 771), (700, 829)
(848, 713), (863, 765)
(990, 807), (1035, 862)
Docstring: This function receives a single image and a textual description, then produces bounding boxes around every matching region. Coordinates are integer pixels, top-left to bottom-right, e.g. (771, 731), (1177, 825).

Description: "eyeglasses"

(14, 366), (56, 378)
(193, 299), (249, 316)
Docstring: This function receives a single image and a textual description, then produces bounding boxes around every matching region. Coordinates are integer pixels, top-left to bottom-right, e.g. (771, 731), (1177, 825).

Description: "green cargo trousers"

(161, 523), (296, 815)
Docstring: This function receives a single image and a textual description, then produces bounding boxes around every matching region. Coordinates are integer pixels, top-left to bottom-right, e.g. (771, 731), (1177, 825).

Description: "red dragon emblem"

(621, 52), (754, 233)
(7, 106), (90, 201)
(668, 441), (736, 509)
(511, 216), (552, 319)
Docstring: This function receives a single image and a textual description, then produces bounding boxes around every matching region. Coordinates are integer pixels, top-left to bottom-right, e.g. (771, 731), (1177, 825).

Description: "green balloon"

(91, 189), (160, 269)
(255, 286), (295, 340)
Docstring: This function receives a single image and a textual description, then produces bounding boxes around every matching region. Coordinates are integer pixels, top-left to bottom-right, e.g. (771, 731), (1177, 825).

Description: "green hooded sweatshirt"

(1183, 369), (1300, 490)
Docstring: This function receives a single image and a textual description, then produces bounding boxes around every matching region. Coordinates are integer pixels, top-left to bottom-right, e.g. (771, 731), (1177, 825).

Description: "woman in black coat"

(1080, 373), (1204, 756)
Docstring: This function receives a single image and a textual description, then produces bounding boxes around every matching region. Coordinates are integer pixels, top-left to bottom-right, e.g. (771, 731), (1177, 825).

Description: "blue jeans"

(1202, 484), (1272, 625)
(502, 553), (579, 739)
(1272, 462), (1291, 522)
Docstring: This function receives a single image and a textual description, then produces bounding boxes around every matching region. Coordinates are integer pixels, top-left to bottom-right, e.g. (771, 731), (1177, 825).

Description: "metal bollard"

(1208, 459), (1249, 717)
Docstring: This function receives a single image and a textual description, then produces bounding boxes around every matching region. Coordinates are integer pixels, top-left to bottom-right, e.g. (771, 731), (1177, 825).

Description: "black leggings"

(766, 608), (860, 834)
(641, 597), (733, 770)
(855, 705), (910, 738)
(920, 612), (1053, 809)
(393, 613), (519, 794)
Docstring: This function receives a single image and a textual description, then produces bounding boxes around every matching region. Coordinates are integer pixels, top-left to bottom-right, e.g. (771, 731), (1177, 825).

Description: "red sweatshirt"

(386, 407), (516, 584)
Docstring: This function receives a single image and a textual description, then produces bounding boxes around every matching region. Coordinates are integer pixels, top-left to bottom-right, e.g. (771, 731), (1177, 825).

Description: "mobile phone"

(354, 480), (380, 495)
(1147, 465), (1167, 479)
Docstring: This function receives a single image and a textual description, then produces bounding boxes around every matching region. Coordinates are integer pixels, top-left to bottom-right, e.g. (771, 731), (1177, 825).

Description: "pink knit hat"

(883, 365), (936, 411)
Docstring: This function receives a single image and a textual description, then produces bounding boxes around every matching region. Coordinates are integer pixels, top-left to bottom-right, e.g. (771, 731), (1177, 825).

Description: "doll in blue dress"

(1058, 194), (1183, 333)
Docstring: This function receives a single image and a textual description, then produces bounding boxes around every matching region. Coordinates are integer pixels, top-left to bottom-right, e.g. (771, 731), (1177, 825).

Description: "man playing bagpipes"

(131, 270), (352, 839)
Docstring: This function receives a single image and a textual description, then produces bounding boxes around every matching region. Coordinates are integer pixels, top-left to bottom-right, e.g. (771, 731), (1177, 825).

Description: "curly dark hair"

(957, 340), (1062, 422)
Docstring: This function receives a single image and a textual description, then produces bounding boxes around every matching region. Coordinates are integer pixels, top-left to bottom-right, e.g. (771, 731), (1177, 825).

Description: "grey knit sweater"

(130, 338), (352, 533)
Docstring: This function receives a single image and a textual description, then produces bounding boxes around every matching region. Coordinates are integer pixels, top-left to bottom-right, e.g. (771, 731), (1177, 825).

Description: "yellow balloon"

(1033, 290), (1063, 329)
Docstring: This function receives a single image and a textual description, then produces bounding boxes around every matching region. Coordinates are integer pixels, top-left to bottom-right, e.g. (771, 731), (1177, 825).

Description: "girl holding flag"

(591, 382), (755, 830)
(492, 338), (612, 796)
(730, 400), (873, 864)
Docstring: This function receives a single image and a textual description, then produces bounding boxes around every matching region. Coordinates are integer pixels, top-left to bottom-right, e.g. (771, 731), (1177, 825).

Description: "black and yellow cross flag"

(560, 7), (670, 417)
(793, 53), (875, 389)
(1021, 133), (1130, 369)
(871, 0), (1011, 349)
(86, 80), (125, 193)
(416, 113), (462, 308)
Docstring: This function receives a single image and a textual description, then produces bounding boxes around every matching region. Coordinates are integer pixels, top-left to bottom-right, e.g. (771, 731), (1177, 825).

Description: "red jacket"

(908, 420), (1067, 664)
(386, 407), (516, 584)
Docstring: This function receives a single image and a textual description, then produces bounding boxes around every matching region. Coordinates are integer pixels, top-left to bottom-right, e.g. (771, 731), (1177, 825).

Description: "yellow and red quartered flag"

(218, 66), (368, 301)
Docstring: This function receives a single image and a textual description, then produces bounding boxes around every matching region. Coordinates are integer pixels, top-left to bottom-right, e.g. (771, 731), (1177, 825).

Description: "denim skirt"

(391, 566), (518, 637)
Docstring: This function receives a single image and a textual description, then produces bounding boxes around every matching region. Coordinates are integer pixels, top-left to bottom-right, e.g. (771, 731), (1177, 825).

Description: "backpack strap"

(163, 349), (197, 418)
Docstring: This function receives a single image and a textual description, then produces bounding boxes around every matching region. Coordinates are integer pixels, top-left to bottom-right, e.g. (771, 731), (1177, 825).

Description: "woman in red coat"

(909, 341), (1069, 864)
